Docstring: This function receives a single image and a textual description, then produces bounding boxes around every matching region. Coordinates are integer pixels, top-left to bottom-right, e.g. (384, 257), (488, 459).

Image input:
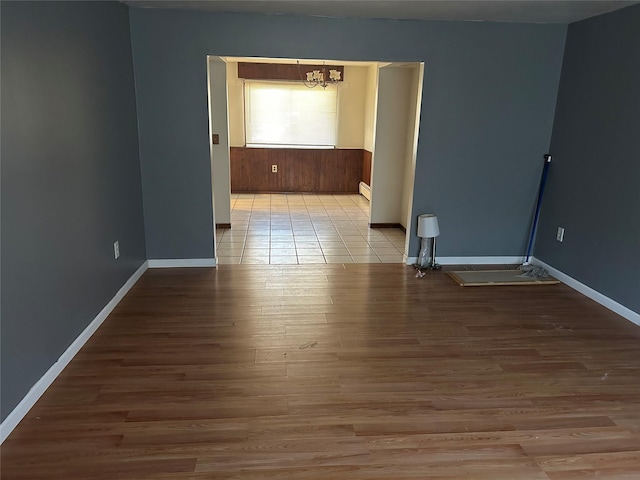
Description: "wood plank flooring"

(2, 264), (639, 479)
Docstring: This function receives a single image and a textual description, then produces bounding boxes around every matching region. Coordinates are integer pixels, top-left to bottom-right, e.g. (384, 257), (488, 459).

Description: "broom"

(519, 154), (552, 279)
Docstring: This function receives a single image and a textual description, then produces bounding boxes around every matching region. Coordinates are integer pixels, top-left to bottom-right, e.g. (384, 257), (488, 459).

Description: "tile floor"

(216, 194), (407, 265)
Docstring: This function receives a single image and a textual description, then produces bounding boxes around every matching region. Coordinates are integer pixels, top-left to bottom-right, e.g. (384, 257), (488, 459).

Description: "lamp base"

(417, 237), (440, 271)
(414, 262), (441, 272)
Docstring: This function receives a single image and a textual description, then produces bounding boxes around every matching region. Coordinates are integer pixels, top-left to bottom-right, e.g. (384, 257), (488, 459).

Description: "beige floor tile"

(361, 230), (388, 239)
(377, 254), (405, 263)
(217, 249), (245, 258)
(242, 250), (270, 259)
(352, 255), (381, 263)
(316, 235), (341, 241)
(338, 232), (366, 242)
(229, 194), (405, 265)
(340, 235), (366, 242)
(366, 240), (394, 247)
(221, 230), (248, 237)
(217, 257), (242, 265)
(321, 247), (350, 256)
(270, 248), (297, 256)
(297, 256), (327, 264)
(333, 222), (355, 228)
(384, 233), (406, 241)
(243, 248), (270, 255)
(343, 243), (370, 249)
(245, 233), (270, 238)
(294, 241), (321, 249)
(244, 241), (270, 248)
(324, 255), (354, 264)
(240, 257), (269, 265)
(372, 247), (403, 256)
(292, 234), (317, 241)
(271, 235), (294, 241)
(217, 242), (245, 250)
(218, 238), (246, 246)
(346, 247), (377, 255)
(270, 242), (296, 249)
(296, 248), (323, 256)
(319, 240), (346, 247)
(269, 256), (298, 265)
(229, 228), (249, 234)
(272, 235), (294, 241)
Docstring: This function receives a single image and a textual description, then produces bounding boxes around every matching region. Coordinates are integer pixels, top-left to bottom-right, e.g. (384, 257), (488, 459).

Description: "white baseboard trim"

(147, 258), (216, 268)
(531, 257), (640, 327)
(0, 261), (149, 444)
(405, 256), (525, 266)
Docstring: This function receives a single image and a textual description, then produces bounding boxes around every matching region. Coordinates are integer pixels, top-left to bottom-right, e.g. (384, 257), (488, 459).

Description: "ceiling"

(123, 1), (638, 24)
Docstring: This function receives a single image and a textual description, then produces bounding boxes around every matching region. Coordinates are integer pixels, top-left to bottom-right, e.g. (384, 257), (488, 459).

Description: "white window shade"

(245, 81), (337, 148)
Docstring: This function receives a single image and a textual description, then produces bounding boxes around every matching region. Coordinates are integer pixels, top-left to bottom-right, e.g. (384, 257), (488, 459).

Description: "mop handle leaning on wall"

(524, 154), (552, 265)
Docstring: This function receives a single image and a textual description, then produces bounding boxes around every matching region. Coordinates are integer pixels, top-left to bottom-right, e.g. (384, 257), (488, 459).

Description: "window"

(244, 81), (337, 148)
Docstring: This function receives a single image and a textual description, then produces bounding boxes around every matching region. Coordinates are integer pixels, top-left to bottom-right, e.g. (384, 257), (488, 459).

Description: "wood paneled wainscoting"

(230, 147), (364, 194)
(362, 149), (372, 187)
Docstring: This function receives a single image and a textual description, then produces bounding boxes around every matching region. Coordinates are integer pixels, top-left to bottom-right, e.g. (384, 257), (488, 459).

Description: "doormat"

(447, 269), (560, 287)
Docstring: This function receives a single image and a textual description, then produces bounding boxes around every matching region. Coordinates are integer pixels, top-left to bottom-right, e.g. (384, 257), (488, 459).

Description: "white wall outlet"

(271, 164), (277, 173)
(556, 227), (565, 242)
(114, 241), (120, 259)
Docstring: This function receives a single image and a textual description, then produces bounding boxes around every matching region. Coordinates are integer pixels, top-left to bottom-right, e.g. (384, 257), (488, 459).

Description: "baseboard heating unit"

(359, 181), (371, 200)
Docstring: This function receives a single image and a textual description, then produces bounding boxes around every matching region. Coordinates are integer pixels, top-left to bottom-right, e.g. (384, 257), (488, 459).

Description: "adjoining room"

(209, 57), (424, 264)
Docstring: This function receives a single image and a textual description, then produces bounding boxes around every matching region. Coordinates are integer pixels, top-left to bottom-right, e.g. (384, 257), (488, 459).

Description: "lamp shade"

(417, 214), (440, 238)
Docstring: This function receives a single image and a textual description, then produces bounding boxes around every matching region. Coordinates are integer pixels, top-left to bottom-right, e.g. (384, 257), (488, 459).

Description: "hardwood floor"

(2, 264), (639, 479)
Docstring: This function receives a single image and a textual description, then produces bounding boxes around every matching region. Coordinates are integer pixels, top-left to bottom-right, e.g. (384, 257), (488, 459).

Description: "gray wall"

(128, 9), (566, 259)
(1, 1), (147, 421)
(535, 5), (640, 314)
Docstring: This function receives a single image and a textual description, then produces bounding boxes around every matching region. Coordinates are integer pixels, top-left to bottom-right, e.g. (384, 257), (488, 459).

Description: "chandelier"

(297, 61), (341, 89)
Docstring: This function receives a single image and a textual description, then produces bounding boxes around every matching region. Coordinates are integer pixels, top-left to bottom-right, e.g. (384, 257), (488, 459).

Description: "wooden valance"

(237, 62), (344, 82)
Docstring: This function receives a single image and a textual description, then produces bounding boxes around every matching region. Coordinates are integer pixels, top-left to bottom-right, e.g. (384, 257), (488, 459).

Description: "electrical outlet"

(271, 164), (278, 173)
(556, 227), (565, 242)
(114, 241), (120, 259)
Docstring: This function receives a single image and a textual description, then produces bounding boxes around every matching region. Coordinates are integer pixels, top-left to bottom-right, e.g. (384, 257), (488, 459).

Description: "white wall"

(400, 64), (424, 233)
(370, 65), (414, 225)
(207, 57), (231, 225)
(336, 66), (367, 148)
(226, 62), (370, 148)
(226, 61), (245, 147)
(363, 64), (378, 152)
